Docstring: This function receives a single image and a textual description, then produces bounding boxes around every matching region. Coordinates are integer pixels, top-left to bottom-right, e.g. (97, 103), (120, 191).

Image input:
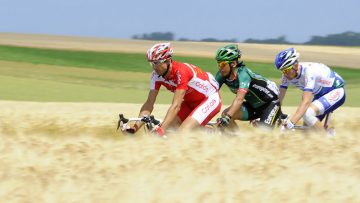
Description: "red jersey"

(150, 61), (219, 102)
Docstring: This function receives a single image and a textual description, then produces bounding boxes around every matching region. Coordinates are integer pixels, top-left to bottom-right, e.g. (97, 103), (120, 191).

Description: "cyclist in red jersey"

(122, 42), (222, 136)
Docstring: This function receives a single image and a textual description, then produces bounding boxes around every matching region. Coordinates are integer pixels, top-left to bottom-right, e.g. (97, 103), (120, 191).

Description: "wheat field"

(1, 101), (360, 203)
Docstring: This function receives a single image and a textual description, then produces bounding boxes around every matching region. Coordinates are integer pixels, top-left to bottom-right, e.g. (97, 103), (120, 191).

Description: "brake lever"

(117, 114), (129, 131)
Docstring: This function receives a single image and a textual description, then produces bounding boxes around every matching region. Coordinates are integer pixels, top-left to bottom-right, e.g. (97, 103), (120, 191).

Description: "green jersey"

(215, 65), (279, 108)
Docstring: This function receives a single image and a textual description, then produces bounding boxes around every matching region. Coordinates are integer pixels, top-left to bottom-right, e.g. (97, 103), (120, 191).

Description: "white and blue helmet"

(274, 48), (300, 70)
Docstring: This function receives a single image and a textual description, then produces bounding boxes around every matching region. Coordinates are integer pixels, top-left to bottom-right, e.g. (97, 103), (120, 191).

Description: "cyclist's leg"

(175, 101), (192, 129)
(259, 100), (281, 128)
(308, 88), (346, 130)
(179, 93), (221, 132)
(303, 104), (323, 130)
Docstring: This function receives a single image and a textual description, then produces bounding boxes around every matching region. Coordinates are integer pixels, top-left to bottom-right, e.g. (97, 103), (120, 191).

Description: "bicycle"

(117, 114), (225, 137)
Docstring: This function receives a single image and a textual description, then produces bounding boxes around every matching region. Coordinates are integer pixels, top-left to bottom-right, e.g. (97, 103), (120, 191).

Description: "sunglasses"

(150, 59), (167, 66)
(281, 66), (293, 74)
(217, 61), (231, 68)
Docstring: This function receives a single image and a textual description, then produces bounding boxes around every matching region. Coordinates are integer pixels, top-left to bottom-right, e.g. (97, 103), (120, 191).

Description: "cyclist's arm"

(134, 89), (159, 130)
(279, 75), (289, 105)
(226, 89), (246, 118)
(225, 69), (249, 118)
(160, 89), (186, 130)
(289, 91), (313, 124)
(289, 69), (316, 125)
(279, 87), (287, 105)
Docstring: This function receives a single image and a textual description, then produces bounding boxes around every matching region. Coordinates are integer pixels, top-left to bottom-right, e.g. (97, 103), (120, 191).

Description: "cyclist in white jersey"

(274, 48), (345, 132)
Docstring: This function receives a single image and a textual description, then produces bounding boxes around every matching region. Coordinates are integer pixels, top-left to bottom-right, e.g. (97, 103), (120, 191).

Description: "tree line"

(132, 31), (360, 46)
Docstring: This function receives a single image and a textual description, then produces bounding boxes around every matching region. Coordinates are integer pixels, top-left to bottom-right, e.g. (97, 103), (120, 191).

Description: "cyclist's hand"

(216, 114), (231, 127)
(284, 120), (294, 130)
(250, 118), (260, 127)
(151, 124), (166, 137)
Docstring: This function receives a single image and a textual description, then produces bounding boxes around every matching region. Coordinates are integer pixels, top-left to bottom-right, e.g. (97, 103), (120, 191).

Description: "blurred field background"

(1, 33), (360, 202)
(1, 40), (360, 106)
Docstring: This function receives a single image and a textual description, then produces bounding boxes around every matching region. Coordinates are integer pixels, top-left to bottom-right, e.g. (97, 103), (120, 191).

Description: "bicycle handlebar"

(117, 114), (161, 132)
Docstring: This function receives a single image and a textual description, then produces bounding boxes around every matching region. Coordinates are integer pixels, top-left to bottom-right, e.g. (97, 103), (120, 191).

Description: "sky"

(0, 0), (359, 43)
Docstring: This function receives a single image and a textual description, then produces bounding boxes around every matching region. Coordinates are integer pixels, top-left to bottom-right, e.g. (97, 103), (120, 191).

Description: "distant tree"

(132, 32), (175, 41)
(200, 38), (237, 42)
(305, 31), (360, 46)
(178, 38), (191, 41)
(244, 35), (291, 44)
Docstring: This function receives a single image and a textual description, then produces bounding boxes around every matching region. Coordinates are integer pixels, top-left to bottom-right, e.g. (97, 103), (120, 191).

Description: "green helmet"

(215, 44), (242, 62)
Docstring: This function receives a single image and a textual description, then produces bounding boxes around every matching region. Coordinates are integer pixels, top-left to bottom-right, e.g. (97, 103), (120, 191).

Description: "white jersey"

(280, 62), (345, 96)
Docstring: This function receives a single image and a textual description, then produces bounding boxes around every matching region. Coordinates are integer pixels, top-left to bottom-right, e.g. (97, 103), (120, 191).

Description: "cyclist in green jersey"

(215, 44), (282, 129)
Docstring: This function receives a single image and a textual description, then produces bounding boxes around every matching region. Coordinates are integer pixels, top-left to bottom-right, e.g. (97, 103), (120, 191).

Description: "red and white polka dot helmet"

(146, 42), (173, 62)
